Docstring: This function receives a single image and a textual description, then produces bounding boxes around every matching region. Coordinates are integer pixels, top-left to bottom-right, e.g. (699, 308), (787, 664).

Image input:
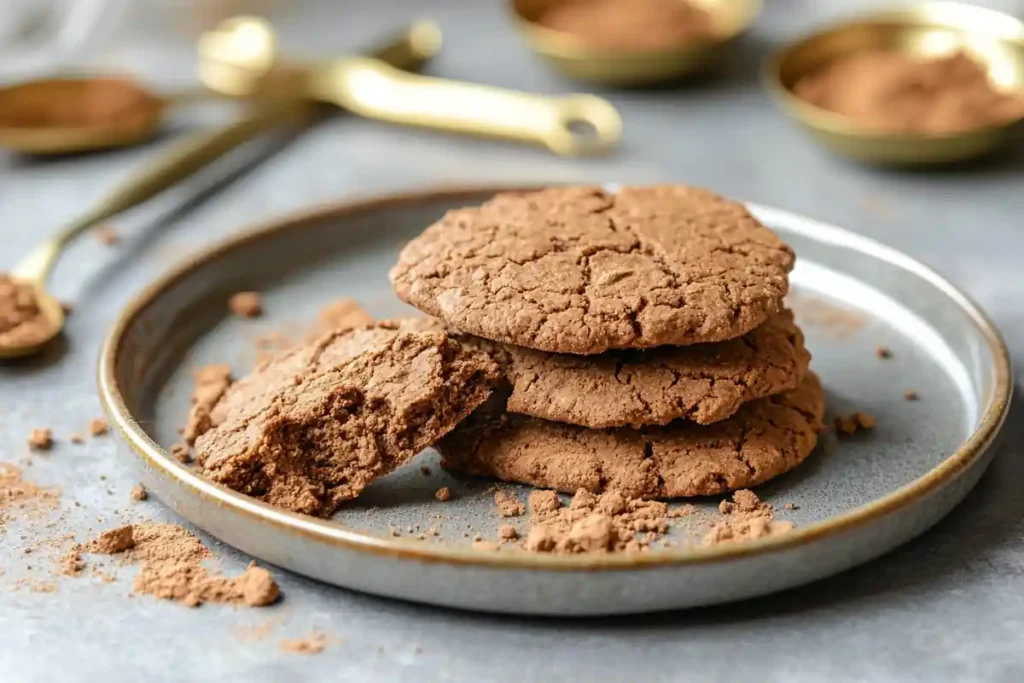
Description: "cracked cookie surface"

(195, 320), (502, 517)
(390, 186), (794, 354)
(438, 373), (824, 499)
(479, 309), (810, 428)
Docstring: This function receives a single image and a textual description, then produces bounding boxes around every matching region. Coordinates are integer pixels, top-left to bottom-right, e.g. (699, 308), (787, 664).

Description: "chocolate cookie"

(196, 320), (501, 517)
(482, 309), (810, 428)
(438, 373), (824, 499)
(390, 186), (794, 354)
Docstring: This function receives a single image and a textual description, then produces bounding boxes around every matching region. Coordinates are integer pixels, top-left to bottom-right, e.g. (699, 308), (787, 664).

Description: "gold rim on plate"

(98, 185), (1012, 571)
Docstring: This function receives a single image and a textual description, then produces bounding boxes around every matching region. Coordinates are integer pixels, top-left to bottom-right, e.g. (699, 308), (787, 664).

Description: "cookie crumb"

(498, 525), (519, 542)
(69, 434), (85, 445)
(228, 292), (262, 318)
(93, 225), (119, 245)
(667, 504), (696, 518)
(28, 428), (53, 451)
(88, 418), (109, 436)
(130, 484), (148, 502)
(875, 345), (891, 359)
(87, 525), (136, 554)
(239, 561), (280, 607)
(493, 490), (525, 517)
(170, 443), (192, 463)
(434, 487), (451, 502)
(784, 502), (799, 511)
(60, 548), (85, 576)
(904, 389), (918, 401)
(279, 631), (327, 655)
(703, 491), (792, 545)
(835, 411), (877, 435)
(528, 490), (561, 515)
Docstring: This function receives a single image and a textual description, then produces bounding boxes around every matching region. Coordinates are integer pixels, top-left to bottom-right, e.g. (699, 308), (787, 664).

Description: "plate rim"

(97, 184), (1013, 571)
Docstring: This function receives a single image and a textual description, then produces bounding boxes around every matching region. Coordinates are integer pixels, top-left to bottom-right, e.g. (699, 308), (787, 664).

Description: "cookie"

(481, 309), (810, 428)
(196, 319), (502, 517)
(390, 186), (794, 354)
(438, 373), (824, 499)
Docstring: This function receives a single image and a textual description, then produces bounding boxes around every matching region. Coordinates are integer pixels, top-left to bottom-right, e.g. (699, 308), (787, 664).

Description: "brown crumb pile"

(1, 462), (60, 527)
(703, 489), (793, 545)
(434, 487), (451, 502)
(0, 274), (57, 348)
(130, 484), (148, 502)
(27, 428), (53, 451)
(279, 631), (328, 655)
(795, 50), (1024, 134)
(83, 523), (279, 607)
(537, 0), (715, 52)
(94, 225), (119, 246)
(493, 490), (525, 517)
(522, 489), (668, 554)
(835, 411), (877, 435)
(170, 443), (192, 464)
(229, 292), (262, 318)
(183, 365), (233, 444)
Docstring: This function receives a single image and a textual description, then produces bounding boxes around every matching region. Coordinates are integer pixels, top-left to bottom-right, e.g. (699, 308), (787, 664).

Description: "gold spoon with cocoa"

(0, 22), (440, 359)
(0, 77), (214, 156)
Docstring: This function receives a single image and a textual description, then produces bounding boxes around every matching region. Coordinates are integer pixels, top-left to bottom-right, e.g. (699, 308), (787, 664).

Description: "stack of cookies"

(390, 185), (825, 500)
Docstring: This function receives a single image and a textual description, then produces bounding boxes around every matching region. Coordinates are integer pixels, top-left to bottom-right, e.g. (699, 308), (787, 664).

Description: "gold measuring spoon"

(0, 77), (215, 156)
(0, 24), (439, 359)
(199, 17), (622, 155)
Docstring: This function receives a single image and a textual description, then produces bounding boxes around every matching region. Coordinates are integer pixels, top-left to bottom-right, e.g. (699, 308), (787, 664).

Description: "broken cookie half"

(194, 319), (502, 517)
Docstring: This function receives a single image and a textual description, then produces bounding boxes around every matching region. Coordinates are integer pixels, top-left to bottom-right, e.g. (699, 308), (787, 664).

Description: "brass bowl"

(510, 0), (761, 86)
(766, 2), (1024, 166)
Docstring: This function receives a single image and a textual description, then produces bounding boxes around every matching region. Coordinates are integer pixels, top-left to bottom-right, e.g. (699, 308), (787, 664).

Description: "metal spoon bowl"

(0, 77), (213, 155)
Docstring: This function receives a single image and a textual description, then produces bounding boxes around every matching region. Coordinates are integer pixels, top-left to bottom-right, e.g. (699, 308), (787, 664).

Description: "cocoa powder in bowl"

(535, 0), (716, 52)
(794, 50), (1024, 134)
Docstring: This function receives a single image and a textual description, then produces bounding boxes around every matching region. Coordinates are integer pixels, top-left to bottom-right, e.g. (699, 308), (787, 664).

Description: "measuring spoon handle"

(310, 56), (622, 155)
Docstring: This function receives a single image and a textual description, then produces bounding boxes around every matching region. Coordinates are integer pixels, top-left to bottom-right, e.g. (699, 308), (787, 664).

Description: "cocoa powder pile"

(537, 0), (715, 52)
(0, 462), (60, 528)
(79, 522), (279, 607)
(794, 50), (1024, 133)
(703, 489), (792, 545)
(522, 489), (670, 554)
(0, 275), (56, 349)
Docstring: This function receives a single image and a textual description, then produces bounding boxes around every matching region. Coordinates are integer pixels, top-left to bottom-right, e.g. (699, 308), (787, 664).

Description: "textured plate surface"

(98, 187), (1010, 616)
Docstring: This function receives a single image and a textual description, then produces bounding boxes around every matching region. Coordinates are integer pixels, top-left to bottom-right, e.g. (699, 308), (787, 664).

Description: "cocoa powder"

(522, 489), (668, 554)
(794, 50), (1024, 133)
(83, 522), (279, 608)
(703, 489), (792, 545)
(0, 275), (56, 349)
(0, 462), (60, 527)
(537, 0), (715, 52)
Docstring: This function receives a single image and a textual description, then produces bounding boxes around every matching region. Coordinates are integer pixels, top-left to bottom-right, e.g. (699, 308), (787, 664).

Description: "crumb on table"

(229, 292), (262, 318)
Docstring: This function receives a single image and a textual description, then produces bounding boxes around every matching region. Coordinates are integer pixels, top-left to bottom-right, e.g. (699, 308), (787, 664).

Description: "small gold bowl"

(510, 0), (762, 86)
(766, 2), (1024, 166)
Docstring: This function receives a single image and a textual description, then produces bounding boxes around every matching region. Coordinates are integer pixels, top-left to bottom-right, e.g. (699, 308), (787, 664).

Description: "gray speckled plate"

(98, 186), (1011, 616)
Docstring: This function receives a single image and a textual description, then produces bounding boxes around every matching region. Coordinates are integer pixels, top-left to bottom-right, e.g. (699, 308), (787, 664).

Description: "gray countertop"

(1, 1), (1023, 681)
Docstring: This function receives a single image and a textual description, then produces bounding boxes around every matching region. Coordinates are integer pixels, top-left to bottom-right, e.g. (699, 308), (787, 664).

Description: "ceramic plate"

(98, 186), (1011, 616)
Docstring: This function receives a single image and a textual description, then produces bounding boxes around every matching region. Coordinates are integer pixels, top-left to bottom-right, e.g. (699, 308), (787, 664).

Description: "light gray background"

(1, 1), (1022, 681)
